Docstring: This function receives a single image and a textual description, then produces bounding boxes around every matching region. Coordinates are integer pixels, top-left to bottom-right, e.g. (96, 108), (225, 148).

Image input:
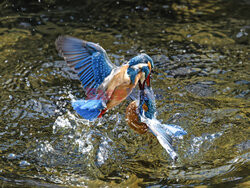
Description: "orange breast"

(107, 83), (134, 109)
(125, 101), (148, 134)
(106, 69), (142, 110)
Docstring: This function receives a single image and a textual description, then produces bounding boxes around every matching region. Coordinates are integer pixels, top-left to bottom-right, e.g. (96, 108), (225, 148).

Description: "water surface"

(0, 0), (249, 187)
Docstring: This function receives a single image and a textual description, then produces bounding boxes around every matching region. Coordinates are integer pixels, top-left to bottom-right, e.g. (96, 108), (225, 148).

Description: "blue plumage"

(79, 65), (93, 81)
(83, 76), (94, 88)
(127, 53), (154, 84)
(72, 99), (105, 121)
(139, 88), (156, 119)
(127, 68), (139, 84)
(55, 36), (115, 94)
(92, 52), (112, 86)
(55, 36), (117, 120)
(129, 53), (154, 68)
(75, 57), (92, 70)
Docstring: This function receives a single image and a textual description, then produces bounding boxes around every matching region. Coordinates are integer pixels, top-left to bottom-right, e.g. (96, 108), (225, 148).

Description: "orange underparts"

(98, 108), (107, 118)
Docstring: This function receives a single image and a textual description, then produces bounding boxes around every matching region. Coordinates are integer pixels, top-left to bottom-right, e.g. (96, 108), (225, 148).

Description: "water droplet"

(236, 32), (243, 38)
(20, 160), (30, 166)
(7, 153), (16, 160)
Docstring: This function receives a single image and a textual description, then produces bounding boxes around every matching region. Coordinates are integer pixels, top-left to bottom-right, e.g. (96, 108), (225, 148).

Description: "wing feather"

(55, 36), (116, 97)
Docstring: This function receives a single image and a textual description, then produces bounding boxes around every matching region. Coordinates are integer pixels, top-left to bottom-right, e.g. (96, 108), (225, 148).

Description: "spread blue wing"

(55, 36), (116, 97)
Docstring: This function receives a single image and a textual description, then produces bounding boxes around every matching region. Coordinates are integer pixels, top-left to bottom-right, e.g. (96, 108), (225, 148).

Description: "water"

(0, 0), (249, 187)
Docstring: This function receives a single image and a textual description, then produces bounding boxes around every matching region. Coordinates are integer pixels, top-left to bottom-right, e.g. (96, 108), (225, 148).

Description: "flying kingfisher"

(55, 36), (154, 121)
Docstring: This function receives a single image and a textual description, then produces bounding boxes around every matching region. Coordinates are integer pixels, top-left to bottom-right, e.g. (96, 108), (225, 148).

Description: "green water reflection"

(0, 0), (249, 187)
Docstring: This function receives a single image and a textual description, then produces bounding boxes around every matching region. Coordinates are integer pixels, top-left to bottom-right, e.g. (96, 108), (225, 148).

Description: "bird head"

(128, 53), (154, 90)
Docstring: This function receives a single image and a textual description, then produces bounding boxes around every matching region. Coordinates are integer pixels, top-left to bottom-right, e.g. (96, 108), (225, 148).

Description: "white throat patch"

(131, 63), (148, 70)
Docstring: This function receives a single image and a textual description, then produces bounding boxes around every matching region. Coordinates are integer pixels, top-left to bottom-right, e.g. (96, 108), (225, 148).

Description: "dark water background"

(0, 0), (249, 187)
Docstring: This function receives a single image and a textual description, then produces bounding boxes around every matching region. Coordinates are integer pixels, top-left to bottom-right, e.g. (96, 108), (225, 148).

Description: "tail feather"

(72, 99), (105, 121)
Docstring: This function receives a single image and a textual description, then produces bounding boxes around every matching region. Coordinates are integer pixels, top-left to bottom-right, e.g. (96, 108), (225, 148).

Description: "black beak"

(139, 80), (143, 90)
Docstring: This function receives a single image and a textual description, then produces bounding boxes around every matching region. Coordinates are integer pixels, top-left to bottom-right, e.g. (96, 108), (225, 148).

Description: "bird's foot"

(98, 108), (107, 118)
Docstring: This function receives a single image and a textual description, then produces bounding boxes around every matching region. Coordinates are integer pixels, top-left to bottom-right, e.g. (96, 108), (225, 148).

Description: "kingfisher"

(126, 87), (187, 161)
(55, 36), (154, 121)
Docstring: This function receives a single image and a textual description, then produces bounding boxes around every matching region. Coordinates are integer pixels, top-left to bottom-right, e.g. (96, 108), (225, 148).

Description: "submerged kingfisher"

(126, 87), (187, 161)
(55, 36), (154, 121)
